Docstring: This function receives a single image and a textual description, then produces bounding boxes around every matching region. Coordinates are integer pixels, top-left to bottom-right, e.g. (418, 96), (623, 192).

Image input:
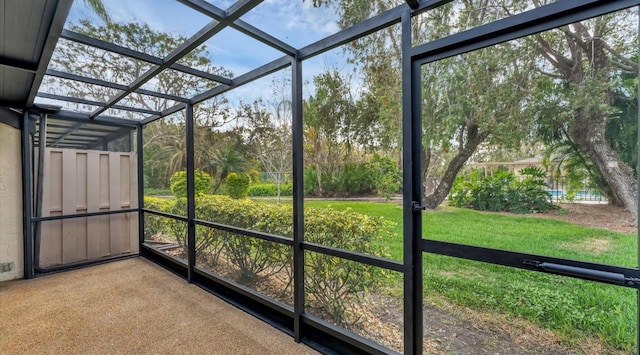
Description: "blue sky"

(58, 0), (357, 108)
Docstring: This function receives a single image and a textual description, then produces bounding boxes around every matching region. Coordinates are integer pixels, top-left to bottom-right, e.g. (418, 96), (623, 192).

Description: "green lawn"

(267, 199), (638, 352)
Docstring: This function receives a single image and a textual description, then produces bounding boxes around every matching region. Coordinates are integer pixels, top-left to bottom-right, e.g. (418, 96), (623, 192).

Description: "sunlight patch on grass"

(561, 237), (613, 255)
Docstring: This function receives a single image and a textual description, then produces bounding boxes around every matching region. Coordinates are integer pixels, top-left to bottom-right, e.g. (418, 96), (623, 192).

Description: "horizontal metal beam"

(0, 107), (21, 129)
(193, 266), (295, 316)
(47, 69), (128, 89)
(61, 29), (232, 85)
(49, 121), (84, 147)
(45, 122), (123, 133)
(142, 245), (189, 278)
(143, 208), (189, 222)
(301, 315), (394, 355)
(423, 239), (640, 289)
(298, 0), (452, 60)
(85, 128), (133, 150)
(0, 99), (26, 109)
(32, 208), (138, 222)
(141, 103), (187, 125)
(194, 219), (294, 246)
(0, 57), (38, 73)
(48, 136), (100, 143)
(190, 55), (290, 105)
(226, 0), (258, 16)
(37, 92), (161, 116)
(92, 0), (262, 119)
(45, 69), (188, 103)
(303, 242), (404, 272)
(36, 254), (138, 274)
(412, 0), (640, 64)
(50, 109), (140, 127)
(178, 0), (297, 56)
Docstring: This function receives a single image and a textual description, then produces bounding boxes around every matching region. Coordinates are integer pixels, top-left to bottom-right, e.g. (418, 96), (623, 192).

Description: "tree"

(206, 144), (249, 193)
(265, 99), (293, 202)
(538, 69), (638, 201)
(238, 76), (293, 203)
(530, 6), (638, 217)
(312, 0), (538, 208)
(84, 0), (111, 24)
(421, 43), (536, 208)
(313, 0), (639, 218)
(304, 69), (358, 196)
(606, 71), (638, 177)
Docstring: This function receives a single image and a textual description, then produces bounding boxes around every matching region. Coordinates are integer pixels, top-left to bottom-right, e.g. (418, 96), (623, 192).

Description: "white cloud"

(67, 0), (210, 39)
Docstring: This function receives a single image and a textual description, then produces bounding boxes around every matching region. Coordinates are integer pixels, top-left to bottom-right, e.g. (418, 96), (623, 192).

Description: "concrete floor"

(0, 258), (317, 355)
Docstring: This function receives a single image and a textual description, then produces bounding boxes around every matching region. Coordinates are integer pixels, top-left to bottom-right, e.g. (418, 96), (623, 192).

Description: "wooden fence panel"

(39, 148), (138, 268)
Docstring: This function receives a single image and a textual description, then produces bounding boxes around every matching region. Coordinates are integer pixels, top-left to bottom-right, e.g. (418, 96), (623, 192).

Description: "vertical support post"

(411, 59), (425, 355)
(402, 9), (423, 355)
(137, 122), (145, 253)
(128, 128), (134, 153)
(33, 114), (47, 270)
(186, 103), (196, 282)
(21, 111), (34, 279)
(636, 6), (640, 352)
(291, 55), (305, 342)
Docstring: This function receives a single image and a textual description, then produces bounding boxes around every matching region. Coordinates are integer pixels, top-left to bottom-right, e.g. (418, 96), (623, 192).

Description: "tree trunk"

(567, 35), (638, 220)
(536, 27), (638, 220)
(587, 143), (636, 212)
(316, 164), (323, 197)
(420, 145), (431, 188)
(423, 124), (489, 209)
(570, 115), (638, 219)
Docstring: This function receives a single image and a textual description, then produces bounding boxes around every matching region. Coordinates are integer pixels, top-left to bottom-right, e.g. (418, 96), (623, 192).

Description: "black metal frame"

(17, 0), (640, 354)
(22, 106), (142, 276)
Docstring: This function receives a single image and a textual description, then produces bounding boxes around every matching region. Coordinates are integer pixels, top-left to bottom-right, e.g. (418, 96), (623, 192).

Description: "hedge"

(248, 183), (293, 197)
(143, 195), (390, 325)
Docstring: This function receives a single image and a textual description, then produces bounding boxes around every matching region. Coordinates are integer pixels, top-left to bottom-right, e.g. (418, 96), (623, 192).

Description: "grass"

(264, 199), (638, 352)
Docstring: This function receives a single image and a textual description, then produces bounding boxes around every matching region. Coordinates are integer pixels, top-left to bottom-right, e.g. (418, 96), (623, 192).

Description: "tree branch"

(534, 68), (564, 80)
(602, 41), (639, 72)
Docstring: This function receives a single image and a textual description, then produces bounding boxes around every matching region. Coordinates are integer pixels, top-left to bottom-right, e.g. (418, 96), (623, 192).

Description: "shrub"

(507, 167), (554, 213)
(143, 196), (174, 237)
(142, 195), (390, 326)
(144, 188), (172, 196)
(449, 167), (554, 213)
(169, 170), (213, 198)
(364, 154), (402, 198)
(448, 172), (479, 208)
(144, 196), (173, 212)
(143, 196), (188, 258)
(339, 163), (372, 194)
(248, 183), (293, 197)
(248, 183), (276, 196)
(304, 207), (391, 325)
(196, 195), (290, 283)
(224, 172), (250, 199)
(304, 155), (401, 198)
(303, 166), (335, 196)
(167, 198), (188, 257)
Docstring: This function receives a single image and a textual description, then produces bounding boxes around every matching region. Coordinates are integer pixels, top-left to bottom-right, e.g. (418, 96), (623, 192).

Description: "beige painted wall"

(0, 123), (23, 281)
